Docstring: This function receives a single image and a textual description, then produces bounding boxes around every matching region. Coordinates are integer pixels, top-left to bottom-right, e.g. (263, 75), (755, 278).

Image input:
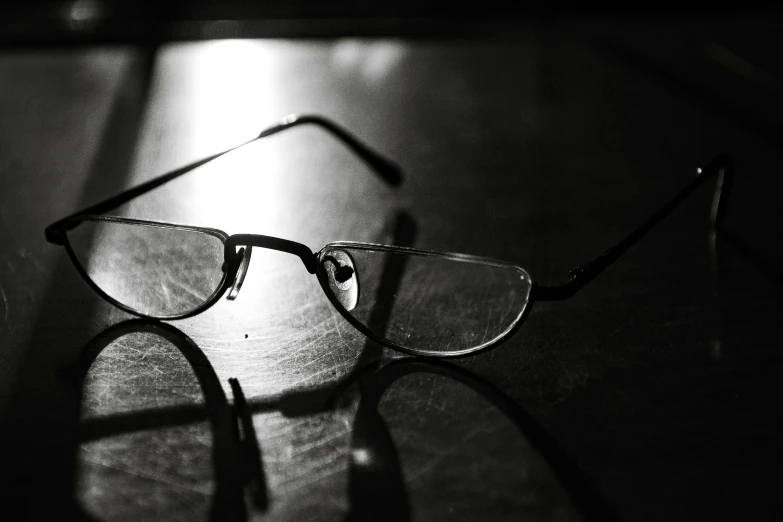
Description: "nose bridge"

(226, 234), (317, 274)
(227, 246), (252, 300)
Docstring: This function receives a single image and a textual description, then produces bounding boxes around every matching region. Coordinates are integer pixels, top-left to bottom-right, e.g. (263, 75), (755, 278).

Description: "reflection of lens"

(66, 218), (227, 318)
(319, 245), (532, 356)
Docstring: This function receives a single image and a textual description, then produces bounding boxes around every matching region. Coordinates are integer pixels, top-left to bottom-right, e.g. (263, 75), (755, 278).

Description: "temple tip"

(365, 153), (404, 186)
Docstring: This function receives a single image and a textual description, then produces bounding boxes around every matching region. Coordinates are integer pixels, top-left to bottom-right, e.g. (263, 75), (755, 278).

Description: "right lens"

(319, 245), (532, 356)
(66, 218), (227, 318)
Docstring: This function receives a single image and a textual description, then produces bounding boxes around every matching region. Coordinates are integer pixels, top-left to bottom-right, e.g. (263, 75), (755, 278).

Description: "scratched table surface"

(1, 19), (782, 522)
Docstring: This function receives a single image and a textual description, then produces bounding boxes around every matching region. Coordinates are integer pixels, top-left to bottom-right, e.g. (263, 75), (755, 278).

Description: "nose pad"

(323, 249), (359, 311)
(228, 247), (252, 301)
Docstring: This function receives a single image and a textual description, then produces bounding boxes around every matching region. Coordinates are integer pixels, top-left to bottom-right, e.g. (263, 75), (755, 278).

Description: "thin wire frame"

(46, 113), (734, 358)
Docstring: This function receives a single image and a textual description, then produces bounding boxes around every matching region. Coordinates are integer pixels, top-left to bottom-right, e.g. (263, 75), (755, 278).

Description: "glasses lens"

(319, 246), (532, 355)
(66, 219), (227, 318)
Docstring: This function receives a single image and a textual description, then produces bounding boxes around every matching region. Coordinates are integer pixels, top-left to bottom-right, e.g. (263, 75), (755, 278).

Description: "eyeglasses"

(46, 114), (733, 357)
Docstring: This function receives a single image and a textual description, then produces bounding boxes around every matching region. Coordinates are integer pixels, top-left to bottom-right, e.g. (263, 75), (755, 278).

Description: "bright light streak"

(332, 40), (406, 83)
(173, 40), (286, 232)
(65, 0), (101, 31)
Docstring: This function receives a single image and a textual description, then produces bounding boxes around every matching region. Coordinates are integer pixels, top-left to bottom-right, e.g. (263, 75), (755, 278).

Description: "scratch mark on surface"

(286, 365), (345, 388)
(331, 312), (348, 350)
(78, 449), (211, 494)
(608, 324), (626, 337)
(168, 277), (208, 304)
(544, 337), (575, 386)
(0, 204), (10, 239)
(288, 428), (350, 458)
(406, 422), (501, 483)
(0, 284), (7, 329)
(278, 453), (349, 493)
(2, 256), (16, 277)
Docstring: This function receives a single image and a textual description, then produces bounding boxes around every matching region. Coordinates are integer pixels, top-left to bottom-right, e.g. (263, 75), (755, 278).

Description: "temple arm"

(45, 114), (402, 244)
(534, 154), (733, 301)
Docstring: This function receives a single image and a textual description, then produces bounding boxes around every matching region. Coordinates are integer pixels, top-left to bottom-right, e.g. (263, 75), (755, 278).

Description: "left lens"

(66, 218), (227, 318)
(318, 245), (532, 356)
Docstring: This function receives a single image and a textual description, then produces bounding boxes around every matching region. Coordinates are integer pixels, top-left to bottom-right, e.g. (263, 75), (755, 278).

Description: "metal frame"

(535, 154), (733, 300)
(45, 112), (734, 357)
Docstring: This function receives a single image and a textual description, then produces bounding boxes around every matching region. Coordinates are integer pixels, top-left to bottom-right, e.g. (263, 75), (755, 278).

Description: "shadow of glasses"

(72, 319), (259, 521)
(71, 320), (611, 522)
(60, 203), (615, 520)
(342, 358), (616, 522)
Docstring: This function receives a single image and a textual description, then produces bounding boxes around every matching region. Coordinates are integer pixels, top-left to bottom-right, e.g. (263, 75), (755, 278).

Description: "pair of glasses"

(46, 114), (732, 357)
